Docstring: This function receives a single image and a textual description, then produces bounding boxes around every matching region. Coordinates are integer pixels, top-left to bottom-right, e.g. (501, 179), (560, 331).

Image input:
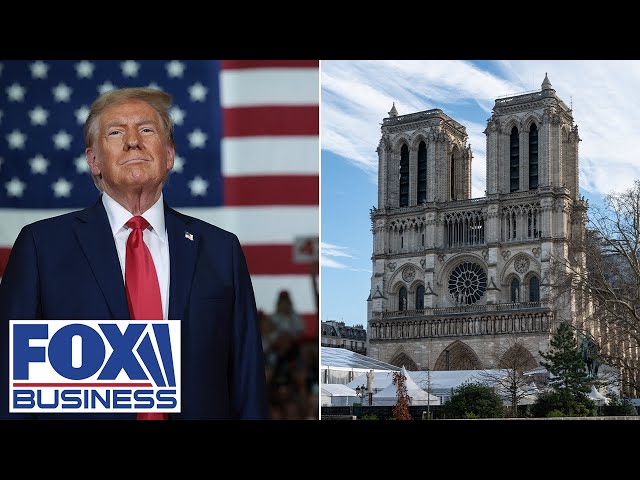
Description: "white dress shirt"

(102, 192), (170, 320)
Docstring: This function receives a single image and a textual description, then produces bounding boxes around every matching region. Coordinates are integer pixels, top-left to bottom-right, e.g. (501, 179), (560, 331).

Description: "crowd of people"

(259, 290), (318, 420)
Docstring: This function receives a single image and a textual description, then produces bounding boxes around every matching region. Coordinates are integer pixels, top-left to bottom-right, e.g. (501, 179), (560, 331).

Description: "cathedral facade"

(367, 75), (588, 372)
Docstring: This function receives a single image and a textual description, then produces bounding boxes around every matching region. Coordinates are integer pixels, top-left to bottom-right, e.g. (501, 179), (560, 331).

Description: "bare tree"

(478, 338), (539, 417)
(548, 180), (640, 396)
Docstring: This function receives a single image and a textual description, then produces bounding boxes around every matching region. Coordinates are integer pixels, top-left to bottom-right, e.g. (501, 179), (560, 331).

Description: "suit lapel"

(165, 204), (198, 321)
(73, 196), (130, 319)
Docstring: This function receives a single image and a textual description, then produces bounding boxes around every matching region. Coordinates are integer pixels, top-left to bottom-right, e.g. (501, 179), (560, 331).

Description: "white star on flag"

(52, 83), (72, 102)
(30, 61), (49, 79)
(188, 129), (207, 148)
(6, 177), (26, 197)
(74, 106), (90, 125)
(75, 155), (90, 173)
(75, 61), (95, 79)
(51, 178), (72, 197)
(29, 106), (49, 126)
(172, 155), (185, 173)
(6, 83), (26, 102)
(166, 60), (185, 78)
(121, 60), (140, 78)
(7, 130), (26, 149)
(188, 82), (208, 102)
(188, 175), (208, 196)
(98, 81), (116, 94)
(29, 154), (49, 174)
(52, 130), (73, 150)
(170, 106), (186, 126)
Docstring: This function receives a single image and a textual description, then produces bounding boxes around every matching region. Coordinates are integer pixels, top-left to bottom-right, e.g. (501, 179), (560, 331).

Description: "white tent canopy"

(588, 385), (610, 405)
(321, 384), (360, 407)
(373, 367), (441, 406)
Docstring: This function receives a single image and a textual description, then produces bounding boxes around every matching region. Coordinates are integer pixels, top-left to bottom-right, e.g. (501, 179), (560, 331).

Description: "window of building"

(510, 126), (519, 192)
(400, 144), (409, 207)
(529, 124), (538, 189)
(418, 141), (427, 203)
(399, 287), (407, 311)
(450, 152), (456, 200)
(416, 285), (425, 310)
(529, 276), (540, 302)
(511, 278), (520, 302)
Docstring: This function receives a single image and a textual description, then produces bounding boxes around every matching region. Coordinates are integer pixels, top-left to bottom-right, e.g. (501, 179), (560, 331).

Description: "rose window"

(448, 261), (487, 305)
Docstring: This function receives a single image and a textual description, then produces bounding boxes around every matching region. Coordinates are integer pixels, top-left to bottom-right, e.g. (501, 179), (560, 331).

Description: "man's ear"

(166, 145), (175, 172)
(85, 147), (101, 176)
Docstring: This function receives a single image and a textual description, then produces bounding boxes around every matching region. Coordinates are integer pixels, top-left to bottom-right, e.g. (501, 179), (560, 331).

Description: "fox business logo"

(9, 320), (180, 413)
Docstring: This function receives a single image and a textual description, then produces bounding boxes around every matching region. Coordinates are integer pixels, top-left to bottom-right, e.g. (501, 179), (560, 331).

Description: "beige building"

(321, 320), (367, 355)
(367, 74), (588, 372)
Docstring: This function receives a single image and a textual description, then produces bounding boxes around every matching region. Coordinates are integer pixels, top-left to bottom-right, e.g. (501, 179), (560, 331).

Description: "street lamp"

(355, 385), (367, 404)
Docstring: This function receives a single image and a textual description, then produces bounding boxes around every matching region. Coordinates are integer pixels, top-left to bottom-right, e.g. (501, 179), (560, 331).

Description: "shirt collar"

(101, 191), (167, 243)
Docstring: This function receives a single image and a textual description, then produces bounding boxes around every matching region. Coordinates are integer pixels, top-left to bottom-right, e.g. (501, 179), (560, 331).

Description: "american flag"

(0, 60), (319, 336)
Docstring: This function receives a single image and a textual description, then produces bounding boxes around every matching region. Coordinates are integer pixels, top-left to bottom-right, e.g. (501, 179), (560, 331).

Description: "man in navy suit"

(0, 87), (270, 419)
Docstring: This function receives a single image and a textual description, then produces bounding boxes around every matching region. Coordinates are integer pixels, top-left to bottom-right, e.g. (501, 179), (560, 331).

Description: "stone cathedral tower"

(367, 74), (587, 371)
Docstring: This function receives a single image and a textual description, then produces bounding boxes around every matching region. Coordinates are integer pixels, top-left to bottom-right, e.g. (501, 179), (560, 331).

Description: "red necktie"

(125, 215), (168, 421)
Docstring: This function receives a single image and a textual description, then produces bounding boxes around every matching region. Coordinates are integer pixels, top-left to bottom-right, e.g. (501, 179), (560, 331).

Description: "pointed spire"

(541, 72), (553, 91)
(388, 102), (398, 117)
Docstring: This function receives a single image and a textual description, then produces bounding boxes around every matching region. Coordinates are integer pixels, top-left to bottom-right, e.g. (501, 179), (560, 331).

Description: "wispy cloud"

(322, 60), (640, 198)
(321, 60), (521, 180)
(321, 241), (370, 273)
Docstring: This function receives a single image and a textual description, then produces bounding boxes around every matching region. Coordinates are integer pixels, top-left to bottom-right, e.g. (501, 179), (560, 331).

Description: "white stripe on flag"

(0, 206), (318, 246)
(220, 68), (319, 107)
(222, 137), (319, 176)
(250, 274), (316, 314)
(178, 206), (318, 245)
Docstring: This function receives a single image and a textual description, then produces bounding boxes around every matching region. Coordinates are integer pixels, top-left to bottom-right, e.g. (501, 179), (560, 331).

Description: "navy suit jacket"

(0, 196), (269, 420)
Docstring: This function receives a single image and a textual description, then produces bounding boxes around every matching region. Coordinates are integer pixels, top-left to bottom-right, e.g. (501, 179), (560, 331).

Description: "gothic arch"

(391, 135), (411, 152)
(389, 348), (419, 371)
(523, 272), (541, 302)
(409, 280), (425, 294)
(522, 115), (541, 132)
(409, 131), (430, 150)
(433, 340), (482, 370)
(501, 116), (521, 134)
(499, 253), (539, 283)
(436, 253), (487, 286)
(498, 343), (538, 371)
(387, 262), (424, 294)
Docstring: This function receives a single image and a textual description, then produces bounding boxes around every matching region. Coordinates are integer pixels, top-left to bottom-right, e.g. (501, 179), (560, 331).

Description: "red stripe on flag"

(224, 175), (318, 206)
(223, 106), (319, 137)
(0, 247), (10, 277)
(222, 60), (318, 69)
(242, 245), (316, 275)
(301, 313), (318, 339)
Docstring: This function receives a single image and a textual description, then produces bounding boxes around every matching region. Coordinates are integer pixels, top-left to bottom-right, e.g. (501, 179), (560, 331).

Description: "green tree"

(441, 382), (504, 419)
(530, 390), (595, 417)
(600, 395), (637, 416)
(533, 322), (596, 417)
(392, 370), (412, 420)
(540, 322), (592, 397)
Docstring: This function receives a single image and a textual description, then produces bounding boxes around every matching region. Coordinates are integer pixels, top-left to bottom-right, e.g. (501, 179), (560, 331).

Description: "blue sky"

(320, 60), (640, 326)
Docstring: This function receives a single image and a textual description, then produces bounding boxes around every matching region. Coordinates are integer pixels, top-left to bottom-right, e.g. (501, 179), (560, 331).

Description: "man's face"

(85, 99), (174, 195)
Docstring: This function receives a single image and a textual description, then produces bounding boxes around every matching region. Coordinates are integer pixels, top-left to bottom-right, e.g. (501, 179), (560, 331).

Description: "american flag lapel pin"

(185, 231), (194, 241)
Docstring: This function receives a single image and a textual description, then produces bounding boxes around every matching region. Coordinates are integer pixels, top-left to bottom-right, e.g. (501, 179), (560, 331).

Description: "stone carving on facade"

(514, 255), (530, 274)
(420, 259), (426, 269)
(388, 262), (396, 271)
(481, 249), (489, 261)
(532, 247), (541, 258)
(438, 254), (446, 263)
(402, 266), (416, 282)
(502, 250), (511, 260)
